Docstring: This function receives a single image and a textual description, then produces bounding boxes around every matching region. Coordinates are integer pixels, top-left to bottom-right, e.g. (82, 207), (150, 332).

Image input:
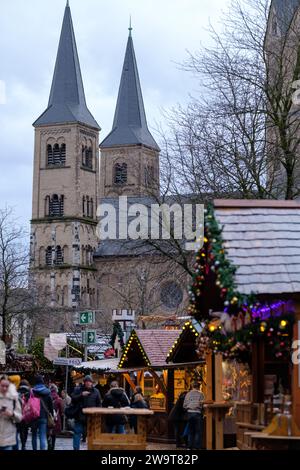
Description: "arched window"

(60, 143), (66, 165)
(86, 196), (90, 217)
(144, 166), (154, 187)
(55, 246), (64, 265)
(114, 163), (127, 185)
(47, 145), (53, 165)
(45, 196), (51, 217)
(49, 195), (64, 217)
(82, 196), (86, 217)
(90, 198), (94, 219)
(53, 144), (60, 165)
(82, 146), (86, 166)
(45, 247), (52, 266)
(86, 147), (93, 169)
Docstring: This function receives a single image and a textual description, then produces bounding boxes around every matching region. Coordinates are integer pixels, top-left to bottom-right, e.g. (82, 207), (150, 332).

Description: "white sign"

(0, 340), (5, 365)
(44, 338), (59, 361)
(49, 333), (67, 351)
(53, 357), (82, 366)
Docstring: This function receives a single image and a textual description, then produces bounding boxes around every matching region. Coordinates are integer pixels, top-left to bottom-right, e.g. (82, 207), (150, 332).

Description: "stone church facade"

(30, 3), (189, 329)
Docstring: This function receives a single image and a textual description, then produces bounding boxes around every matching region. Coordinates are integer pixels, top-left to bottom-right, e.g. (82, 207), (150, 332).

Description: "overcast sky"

(0, 0), (229, 230)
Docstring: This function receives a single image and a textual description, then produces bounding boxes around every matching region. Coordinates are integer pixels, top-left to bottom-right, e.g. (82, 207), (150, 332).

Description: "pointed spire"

(101, 32), (159, 151)
(34, 3), (99, 130)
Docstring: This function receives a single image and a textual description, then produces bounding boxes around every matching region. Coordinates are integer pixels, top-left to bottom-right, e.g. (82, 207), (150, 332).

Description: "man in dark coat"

(71, 375), (101, 450)
(102, 381), (130, 434)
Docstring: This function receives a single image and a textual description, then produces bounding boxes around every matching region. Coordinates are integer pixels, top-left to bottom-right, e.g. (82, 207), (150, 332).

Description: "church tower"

(100, 28), (160, 198)
(30, 3), (100, 310)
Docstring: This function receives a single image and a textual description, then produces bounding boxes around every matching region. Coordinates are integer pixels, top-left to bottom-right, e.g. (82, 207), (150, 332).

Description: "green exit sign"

(79, 311), (95, 325)
(82, 330), (97, 345)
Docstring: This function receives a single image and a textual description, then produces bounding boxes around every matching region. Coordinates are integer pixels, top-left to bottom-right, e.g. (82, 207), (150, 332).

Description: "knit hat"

(50, 383), (58, 393)
(9, 375), (21, 389)
(83, 375), (93, 383)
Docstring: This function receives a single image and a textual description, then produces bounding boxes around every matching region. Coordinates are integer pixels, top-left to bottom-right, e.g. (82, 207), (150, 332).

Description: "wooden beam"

(205, 351), (213, 450)
(123, 373), (136, 392)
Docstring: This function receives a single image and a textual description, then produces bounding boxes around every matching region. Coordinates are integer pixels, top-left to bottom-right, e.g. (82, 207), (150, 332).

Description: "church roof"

(272, 0), (300, 33)
(34, 3), (100, 130)
(100, 33), (159, 151)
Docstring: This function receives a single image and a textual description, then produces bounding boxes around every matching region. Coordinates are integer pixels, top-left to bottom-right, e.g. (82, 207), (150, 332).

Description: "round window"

(160, 281), (183, 309)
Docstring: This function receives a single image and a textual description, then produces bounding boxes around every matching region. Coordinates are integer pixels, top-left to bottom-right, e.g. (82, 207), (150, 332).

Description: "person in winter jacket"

(168, 391), (188, 448)
(71, 375), (101, 450)
(102, 381), (130, 434)
(48, 384), (64, 450)
(31, 375), (54, 451)
(129, 393), (148, 433)
(0, 375), (22, 450)
(17, 380), (31, 450)
(183, 382), (205, 450)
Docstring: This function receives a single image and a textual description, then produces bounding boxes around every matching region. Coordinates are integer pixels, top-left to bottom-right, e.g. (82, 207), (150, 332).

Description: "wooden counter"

(83, 408), (154, 450)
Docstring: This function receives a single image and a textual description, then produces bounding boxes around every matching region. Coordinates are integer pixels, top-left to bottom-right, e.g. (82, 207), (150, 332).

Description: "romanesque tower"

(30, 3), (100, 310)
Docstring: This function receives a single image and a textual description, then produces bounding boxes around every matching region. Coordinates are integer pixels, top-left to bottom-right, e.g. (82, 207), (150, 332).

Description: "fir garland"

(189, 204), (295, 361)
(110, 321), (125, 349)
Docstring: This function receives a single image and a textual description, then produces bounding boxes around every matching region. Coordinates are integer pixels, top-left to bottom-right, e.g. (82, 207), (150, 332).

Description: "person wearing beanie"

(71, 375), (101, 450)
(8, 375), (21, 390)
(32, 375), (53, 450)
(48, 385), (63, 450)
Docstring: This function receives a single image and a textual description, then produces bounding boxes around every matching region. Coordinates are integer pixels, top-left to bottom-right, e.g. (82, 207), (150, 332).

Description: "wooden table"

(245, 432), (300, 450)
(83, 408), (154, 450)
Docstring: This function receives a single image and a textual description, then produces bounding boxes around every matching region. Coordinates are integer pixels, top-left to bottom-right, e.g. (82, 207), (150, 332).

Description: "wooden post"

(214, 353), (223, 401)
(205, 351), (213, 450)
(166, 369), (174, 414)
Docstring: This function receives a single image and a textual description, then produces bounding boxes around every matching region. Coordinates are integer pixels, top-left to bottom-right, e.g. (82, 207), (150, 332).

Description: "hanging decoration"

(110, 321), (125, 349)
(189, 204), (295, 361)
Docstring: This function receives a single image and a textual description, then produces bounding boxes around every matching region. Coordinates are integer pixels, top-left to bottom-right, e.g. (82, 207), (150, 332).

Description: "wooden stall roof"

(214, 200), (300, 295)
(166, 319), (203, 363)
(119, 329), (181, 368)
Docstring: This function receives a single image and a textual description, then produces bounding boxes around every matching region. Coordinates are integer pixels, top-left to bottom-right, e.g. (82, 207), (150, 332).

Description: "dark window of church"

(145, 166), (155, 187)
(114, 163), (127, 185)
(53, 144), (60, 165)
(87, 278), (90, 293)
(272, 17), (279, 36)
(86, 147), (93, 169)
(47, 145), (53, 165)
(82, 146), (86, 166)
(60, 143), (66, 165)
(55, 246), (64, 265)
(49, 194), (64, 217)
(45, 247), (52, 266)
(83, 196), (86, 216)
(90, 198), (94, 218)
(160, 281), (183, 309)
(86, 196), (90, 217)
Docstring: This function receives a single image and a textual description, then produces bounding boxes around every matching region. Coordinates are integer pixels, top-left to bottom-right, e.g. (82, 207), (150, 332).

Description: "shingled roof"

(271, 0), (299, 33)
(214, 200), (300, 295)
(134, 329), (180, 366)
(100, 32), (159, 151)
(34, 3), (99, 130)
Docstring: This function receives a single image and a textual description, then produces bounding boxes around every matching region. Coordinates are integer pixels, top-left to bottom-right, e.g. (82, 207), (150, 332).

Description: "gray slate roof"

(215, 203), (300, 295)
(34, 4), (99, 130)
(100, 34), (159, 151)
(272, 0), (300, 33)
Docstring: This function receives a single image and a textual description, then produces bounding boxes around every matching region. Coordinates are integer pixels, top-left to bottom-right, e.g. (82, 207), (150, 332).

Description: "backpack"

(22, 391), (41, 423)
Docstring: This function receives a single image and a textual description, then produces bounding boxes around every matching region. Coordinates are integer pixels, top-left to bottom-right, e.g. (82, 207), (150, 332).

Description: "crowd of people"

(0, 373), (204, 451)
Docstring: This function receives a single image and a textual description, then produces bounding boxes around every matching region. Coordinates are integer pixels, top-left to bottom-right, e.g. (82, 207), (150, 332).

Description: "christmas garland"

(189, 204), (295, 361)
(110, 321), (125, 349)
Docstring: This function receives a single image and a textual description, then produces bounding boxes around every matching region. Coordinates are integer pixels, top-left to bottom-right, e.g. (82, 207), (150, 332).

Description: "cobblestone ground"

(53, 437), (176, 451)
